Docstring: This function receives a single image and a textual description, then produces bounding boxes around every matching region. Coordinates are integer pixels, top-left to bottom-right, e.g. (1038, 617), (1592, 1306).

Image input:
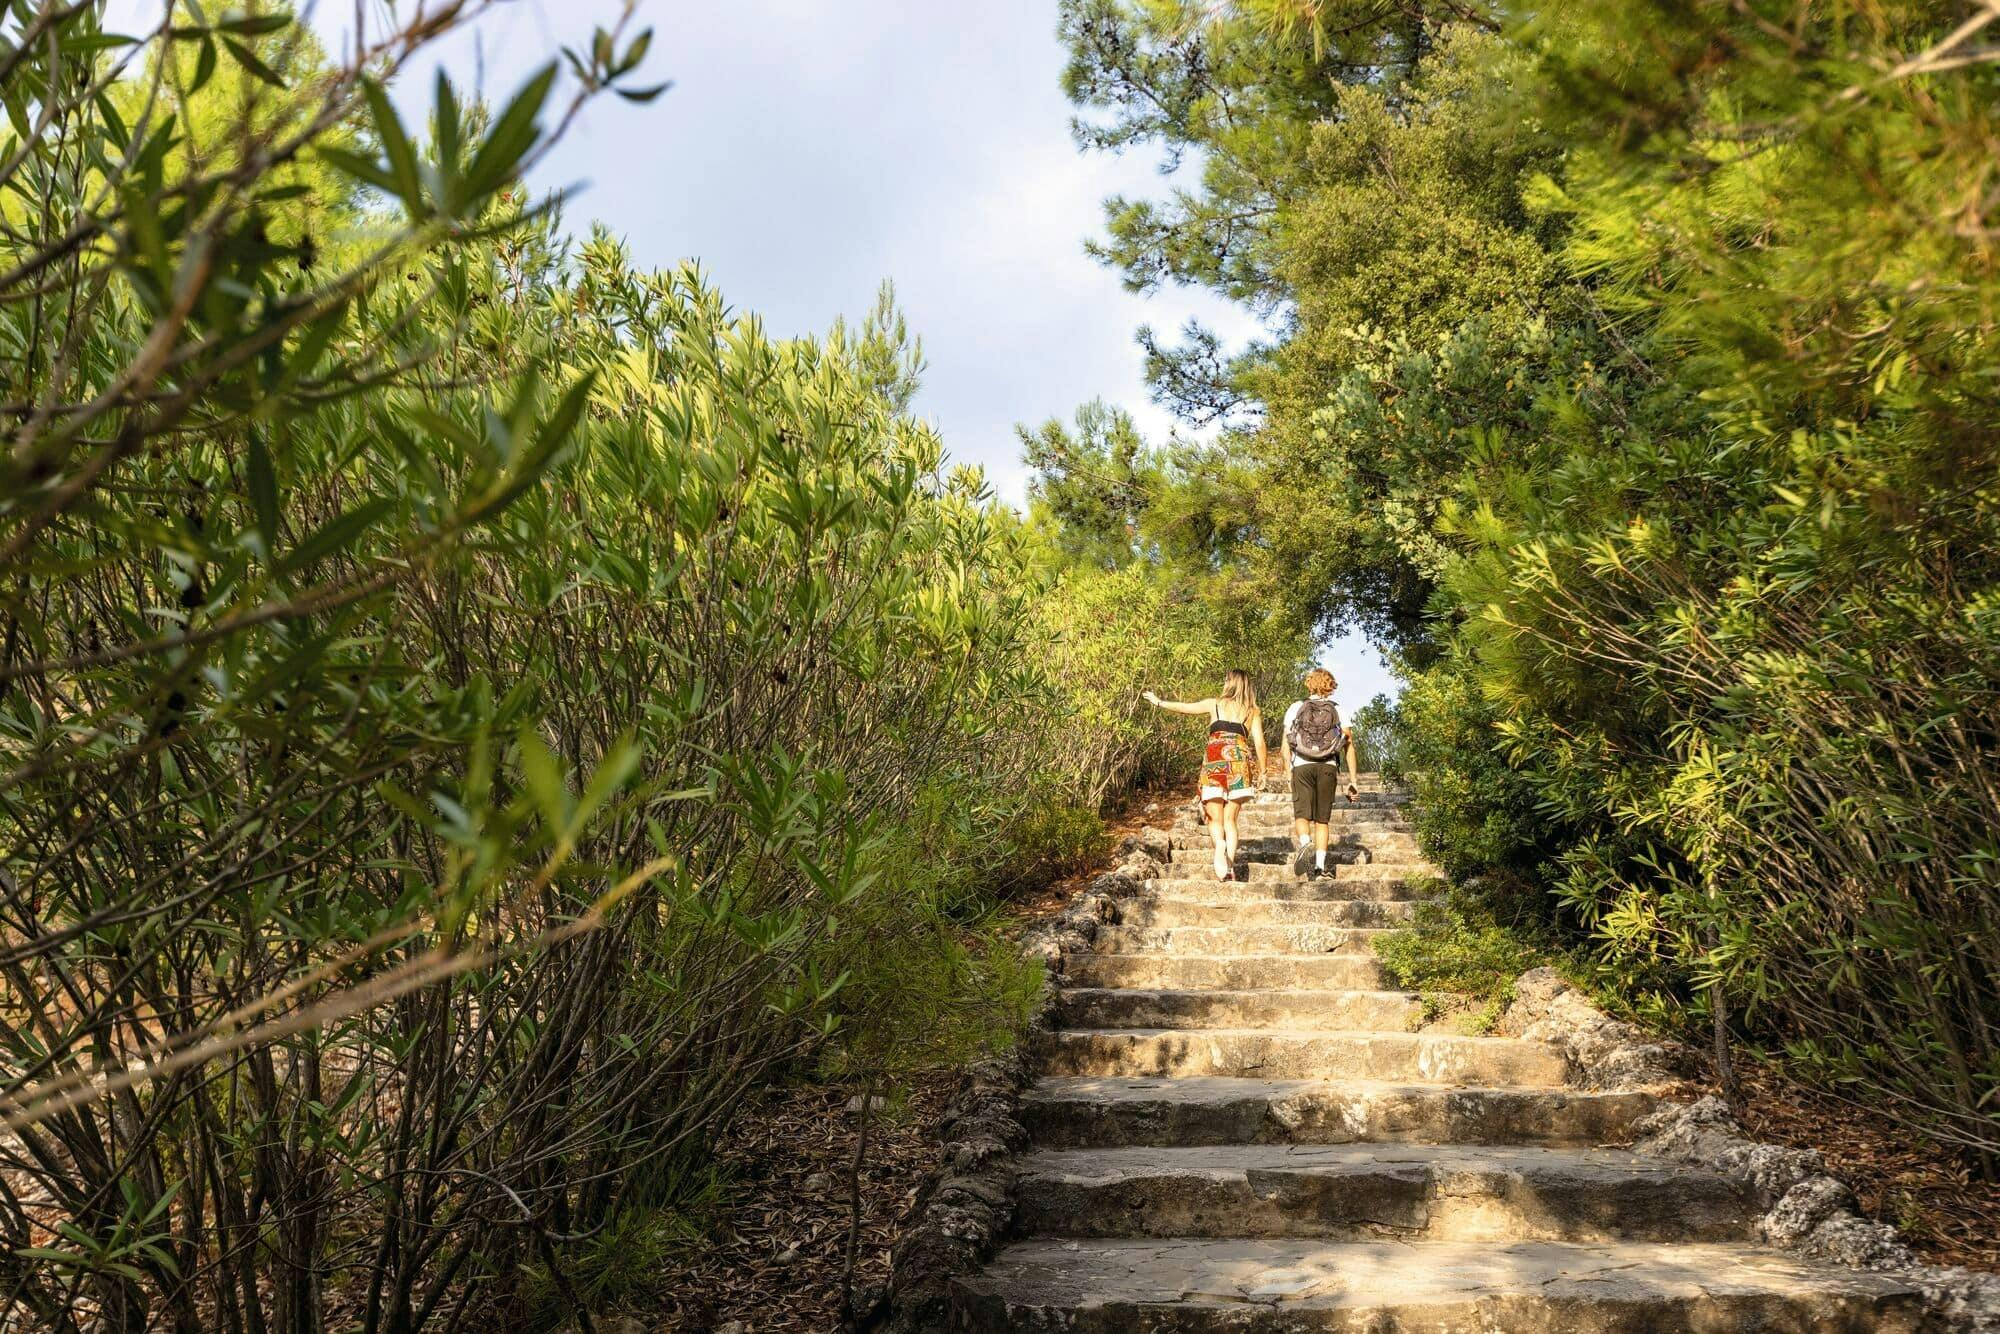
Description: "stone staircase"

(949, 782), (1926, 1330)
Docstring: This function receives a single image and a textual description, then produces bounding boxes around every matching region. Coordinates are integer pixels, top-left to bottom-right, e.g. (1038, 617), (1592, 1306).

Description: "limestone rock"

(1117, 851), (1167, 880)
(1117, 825), (1172, 862)
(1496, 967), (1687, 1089)
(1632, 1096), (1823, 1205)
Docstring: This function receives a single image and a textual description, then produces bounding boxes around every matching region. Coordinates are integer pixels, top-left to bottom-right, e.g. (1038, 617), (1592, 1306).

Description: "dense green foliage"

(1019, 400), (1313, 762)
(0, 5), (1235, 1328)
(1373, 890), (1543, 1033)
(1063, 0), (2000, 1168)
(10, 0), (1994, 1324)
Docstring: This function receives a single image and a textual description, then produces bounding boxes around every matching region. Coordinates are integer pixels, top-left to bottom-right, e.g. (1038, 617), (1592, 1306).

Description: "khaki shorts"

(1291, 762), (1343, 824)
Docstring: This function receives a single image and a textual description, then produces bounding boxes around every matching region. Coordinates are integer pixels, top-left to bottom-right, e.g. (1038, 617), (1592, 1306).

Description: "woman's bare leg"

(1204, 799), (1229, 879)
(1222, 799), (1242, 872)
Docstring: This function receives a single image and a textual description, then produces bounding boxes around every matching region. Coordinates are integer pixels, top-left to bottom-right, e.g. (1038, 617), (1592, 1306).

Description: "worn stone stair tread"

(1174, 862), (1440, 883)
(1058, 987), (1423, 1033)
(1169, 849), (1430, 869)
(1162, 840), (1414, 854)
(1091, 923), (1403, 955)
(1116, 897), (1425, 928)
(1160, 868), (1440, 876)
(950, 1238), (1923, 1331)
(1041, 1028), (1570, 1085)
(1062, 954), (1391, 990)
(1168, 828), (1411, 848)
(1013, 1143), (1755, 1242)
(1135, 878), (1431, 902)
(1144, 872), (1440, 892)
(1020, 1076), (1666, 1149)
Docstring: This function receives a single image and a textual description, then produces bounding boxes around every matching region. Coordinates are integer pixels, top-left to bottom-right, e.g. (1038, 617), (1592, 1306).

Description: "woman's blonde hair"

(1221, 668), (1257, 714)
(1304, 667), (1336, 696)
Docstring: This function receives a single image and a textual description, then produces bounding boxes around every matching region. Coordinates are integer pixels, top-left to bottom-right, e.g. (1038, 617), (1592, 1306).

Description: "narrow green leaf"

(221, 36), (286, 87)
(245, 432), (279, 554)
(517, 728), (570, 828)
(189, 36), (217, 95)
(460, 63), (555, 203)
(277, 498), (392, 576)
(362, 77), (426, 217)
(317, 145), (397, 195)
(216, 12), (290, 36)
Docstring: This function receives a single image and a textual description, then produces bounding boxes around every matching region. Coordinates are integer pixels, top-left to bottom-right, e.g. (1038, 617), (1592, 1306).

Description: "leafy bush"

(1001, 800), (1112, 895)
(1346, 693), (1399, 775)
(1028, 562), (1239, 806)
(0, 10), (1058, 1327)
(1373, 886), (1549, 1032)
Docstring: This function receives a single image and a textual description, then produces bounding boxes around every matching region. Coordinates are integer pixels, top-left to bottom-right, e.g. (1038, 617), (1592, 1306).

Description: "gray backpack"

(1288, 699), (1344, 761)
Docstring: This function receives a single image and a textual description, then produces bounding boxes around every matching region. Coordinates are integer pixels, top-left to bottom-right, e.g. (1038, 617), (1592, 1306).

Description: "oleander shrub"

(0, 8), (1054, 1325)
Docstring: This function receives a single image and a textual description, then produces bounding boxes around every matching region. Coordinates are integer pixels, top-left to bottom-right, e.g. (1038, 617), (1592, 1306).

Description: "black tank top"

(1208, 718), (1249, 738)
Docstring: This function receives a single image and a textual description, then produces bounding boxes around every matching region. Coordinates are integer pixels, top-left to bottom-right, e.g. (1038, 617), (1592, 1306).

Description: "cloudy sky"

(388, 0), (1395, 701)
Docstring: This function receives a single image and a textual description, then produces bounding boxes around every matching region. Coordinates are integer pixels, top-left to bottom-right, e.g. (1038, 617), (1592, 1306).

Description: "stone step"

(1169, 846), (1426, 867)
(1057, 988), (1423, 1033)
(1168, 844), (1416, 868)
(1180, 801), (1410, 819)
(1038, 1029), (1569, 1085)
(1013, 1143), (1757, 1243)
(1062, 955), (1390, 991)
(1176, 795), (1407, 818)
(1091, 924), (1397, 956)
(951, 1238), (1923, 1332)
(1178, 801), (1408, 823)
(1173, 820), (1410, 837)
(1167, 830), (1411, 852)
(1165, 854), (1439, 879)
(1190, 806), (1407, 820)
(1021, 1077), (1666, 1150)
(1136, 878), (1431, 903)
(1115, 898), (1423, 929)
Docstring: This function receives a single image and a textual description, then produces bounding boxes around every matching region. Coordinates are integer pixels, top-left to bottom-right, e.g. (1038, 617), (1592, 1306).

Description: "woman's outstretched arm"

(1142, 691), (1214, 717)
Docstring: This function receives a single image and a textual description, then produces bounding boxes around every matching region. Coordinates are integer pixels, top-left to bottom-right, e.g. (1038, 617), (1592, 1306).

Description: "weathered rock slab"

(1134, 877), (1431, 903)
(1061, 953), (1389, 991)
(1015, 1142), (1758, 1243)
(1020, 1076), (1666, 1150)
(1091, 923), (1396, 955)
(1057, 988), (1422, 1034)
(950, 1237), (1926, 1332)
(1115, 897), (1423, 928)
(1038, 1028), (1570, 1085)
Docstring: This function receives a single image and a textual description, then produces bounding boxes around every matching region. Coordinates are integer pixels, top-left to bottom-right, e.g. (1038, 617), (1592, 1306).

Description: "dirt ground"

(635, 1072), (958, 1333)
(1714, 1055), (2000, 1273)
(630, 792), (1179, 1332)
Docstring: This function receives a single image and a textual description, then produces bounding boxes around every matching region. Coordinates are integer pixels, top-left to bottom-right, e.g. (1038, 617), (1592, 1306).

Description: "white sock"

(1315, 850), (1327, 870)
(1297, 834), (1311, 848)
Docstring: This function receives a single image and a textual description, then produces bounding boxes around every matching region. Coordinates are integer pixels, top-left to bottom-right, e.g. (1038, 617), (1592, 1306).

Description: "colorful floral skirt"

(1200, 729), (1254, 802)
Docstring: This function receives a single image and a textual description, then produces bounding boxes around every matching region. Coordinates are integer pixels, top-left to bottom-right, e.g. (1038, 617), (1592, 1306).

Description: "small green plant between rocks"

(1372, 882), (1550, 1033)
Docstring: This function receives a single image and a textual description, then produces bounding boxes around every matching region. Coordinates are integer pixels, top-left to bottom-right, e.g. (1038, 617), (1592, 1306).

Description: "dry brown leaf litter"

(636, 1072), (957, 1332)
(1714, 1055), (2000, 1273)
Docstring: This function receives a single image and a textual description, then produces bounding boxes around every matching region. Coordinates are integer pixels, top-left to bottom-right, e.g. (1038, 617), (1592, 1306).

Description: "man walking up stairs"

(949, 781), (1924, 1330)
